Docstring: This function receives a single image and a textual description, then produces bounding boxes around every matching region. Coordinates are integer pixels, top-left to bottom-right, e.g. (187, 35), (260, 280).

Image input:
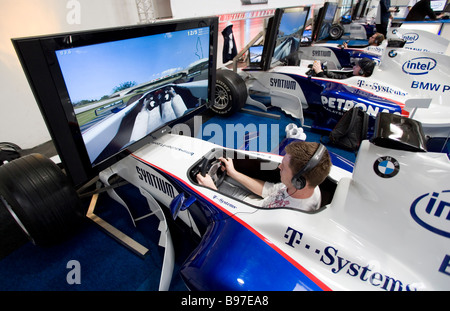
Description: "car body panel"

(242, 43), (450, 138)
(100, 131), (450, 291)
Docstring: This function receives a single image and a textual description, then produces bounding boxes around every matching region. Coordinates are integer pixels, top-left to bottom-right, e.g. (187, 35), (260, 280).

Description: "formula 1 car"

(387, 27), (450, 55)
(318, 26), (450, 65)
(240, 39), (450, 140)
(1, 112), (449, 291)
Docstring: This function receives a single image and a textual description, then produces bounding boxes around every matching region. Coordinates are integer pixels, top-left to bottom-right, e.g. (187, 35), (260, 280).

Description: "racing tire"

(0, 153), (84, 246)
(212, 69), (247, 117)
(329, 24), (344, 40)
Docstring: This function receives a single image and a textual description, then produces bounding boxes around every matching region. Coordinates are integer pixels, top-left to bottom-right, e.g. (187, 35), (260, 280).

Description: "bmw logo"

(388, 50), (397, 58)
(373, 156), (400, 178)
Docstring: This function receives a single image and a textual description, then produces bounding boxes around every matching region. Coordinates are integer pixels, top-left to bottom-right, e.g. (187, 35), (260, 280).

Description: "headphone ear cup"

(292, 175), (306, 190)
(359, 68), (364, 75)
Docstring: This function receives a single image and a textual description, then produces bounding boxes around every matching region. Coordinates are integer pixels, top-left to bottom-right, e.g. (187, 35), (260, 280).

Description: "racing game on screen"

(56, 27), (211, 165)
(271, 8), (309, 66)
(317, 2), (338, 41)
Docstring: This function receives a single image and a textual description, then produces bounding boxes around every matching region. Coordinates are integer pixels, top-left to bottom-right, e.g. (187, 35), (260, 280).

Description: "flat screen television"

(248, 45), (264, 65)
(261, 6), (310, 70)
(313, 2), (339, 42)
(359, 0), (369, 18)
(431, 0), (448, 12)
(13, 17), (218, 188)
(351, 0), (364, 20)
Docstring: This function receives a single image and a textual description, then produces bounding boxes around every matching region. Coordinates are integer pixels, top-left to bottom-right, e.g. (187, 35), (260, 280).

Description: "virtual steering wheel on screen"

(199, 156), (227, 187)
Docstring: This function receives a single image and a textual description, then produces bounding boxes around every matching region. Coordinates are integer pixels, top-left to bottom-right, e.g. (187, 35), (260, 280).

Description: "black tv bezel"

(312, 2), (338, 42)
(261, 6), (310, 71)
(12, 17), (218, 188)
(359, 0), (369, 18)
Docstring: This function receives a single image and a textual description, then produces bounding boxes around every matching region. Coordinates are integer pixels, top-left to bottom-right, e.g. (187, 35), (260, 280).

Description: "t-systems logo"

(402, 57), (437, 75)
(402, 32), (419, 44)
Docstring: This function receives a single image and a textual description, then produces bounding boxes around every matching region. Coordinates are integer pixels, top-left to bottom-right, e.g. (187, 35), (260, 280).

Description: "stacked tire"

(0, 154), (84, 246)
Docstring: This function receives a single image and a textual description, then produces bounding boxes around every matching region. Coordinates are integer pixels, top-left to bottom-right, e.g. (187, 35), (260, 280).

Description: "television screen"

(249, 45), (264, 64)
(272, 7), (310, 66)
(13, 17), (218, 187)
(261, 6), (309, 69)
(316, 2), (338, 41)
(431, 0), (447, 11)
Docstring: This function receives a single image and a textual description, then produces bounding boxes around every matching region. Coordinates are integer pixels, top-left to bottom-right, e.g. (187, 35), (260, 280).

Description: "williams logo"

(402, 32), (419, 44)
(373, 156), (399, 178)
(402, 57), (436, 75)
(410, 190), (450, 238)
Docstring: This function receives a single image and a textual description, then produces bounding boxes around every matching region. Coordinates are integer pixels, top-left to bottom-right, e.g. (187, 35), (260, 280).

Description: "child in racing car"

(312, 57), (376, 79)
(196, 141), (332, 212)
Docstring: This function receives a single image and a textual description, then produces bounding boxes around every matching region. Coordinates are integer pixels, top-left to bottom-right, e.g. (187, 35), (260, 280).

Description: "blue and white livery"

(242, 39), (450, 139)
(100, 112), (450, 291)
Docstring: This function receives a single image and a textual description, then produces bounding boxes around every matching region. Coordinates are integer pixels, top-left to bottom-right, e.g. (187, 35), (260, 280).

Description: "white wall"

(0, 0), (140, 149)
(1, 0), (322, 149)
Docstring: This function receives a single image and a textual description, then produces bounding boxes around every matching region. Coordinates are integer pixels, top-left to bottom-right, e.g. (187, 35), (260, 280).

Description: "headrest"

(371, 112), (427, 152)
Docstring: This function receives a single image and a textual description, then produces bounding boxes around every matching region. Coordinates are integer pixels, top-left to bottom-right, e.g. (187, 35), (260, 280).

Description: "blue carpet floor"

(0, 184), (190, 291)
(197, 105), (357, 162)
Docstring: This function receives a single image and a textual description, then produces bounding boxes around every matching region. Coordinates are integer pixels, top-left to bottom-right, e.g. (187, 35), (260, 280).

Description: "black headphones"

(357, 58), (376, 77)
(291, 143), (326, 190)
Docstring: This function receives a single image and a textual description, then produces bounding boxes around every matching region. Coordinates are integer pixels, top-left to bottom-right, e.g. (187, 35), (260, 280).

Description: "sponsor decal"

(357, 80), (408, 96)
(284, 226), (418, 291)
(373, 156), (400, 178)
(410, 190), (450, 238)
(402, 57), (436, 75)
(136, 165), (175, 198)
(388, 50), (397, 58)
(269, 78), (296, 90)
(312, 50), (332, 57)
(402, 32), (419, 44)
(366, 46), (384, 55)
(405, 47), (440, 54)
(212, 194), (238, 209)
(321, 96), (395, 117)
(411, 81), (450, 93)
(440, 255), (450, 276)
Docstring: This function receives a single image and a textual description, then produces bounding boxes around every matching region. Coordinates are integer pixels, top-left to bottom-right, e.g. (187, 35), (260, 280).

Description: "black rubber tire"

(329, 24), (344, 40)
(0, 153), (84, 246)
(212, 69), (247, 117)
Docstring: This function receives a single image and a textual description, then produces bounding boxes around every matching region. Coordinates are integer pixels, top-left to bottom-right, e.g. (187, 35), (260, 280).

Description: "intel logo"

(403, 32), (419, 44)
(410, 190), (450, 238)
(402, 57), (436, 75)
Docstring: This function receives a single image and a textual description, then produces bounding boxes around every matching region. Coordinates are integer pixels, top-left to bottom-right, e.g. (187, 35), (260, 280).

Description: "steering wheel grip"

(199, 156), (227, 187)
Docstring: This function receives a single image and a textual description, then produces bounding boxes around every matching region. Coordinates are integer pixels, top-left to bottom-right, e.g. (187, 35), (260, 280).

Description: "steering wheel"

(199, 157), (227, 187)
(306, 62), (328, 77)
